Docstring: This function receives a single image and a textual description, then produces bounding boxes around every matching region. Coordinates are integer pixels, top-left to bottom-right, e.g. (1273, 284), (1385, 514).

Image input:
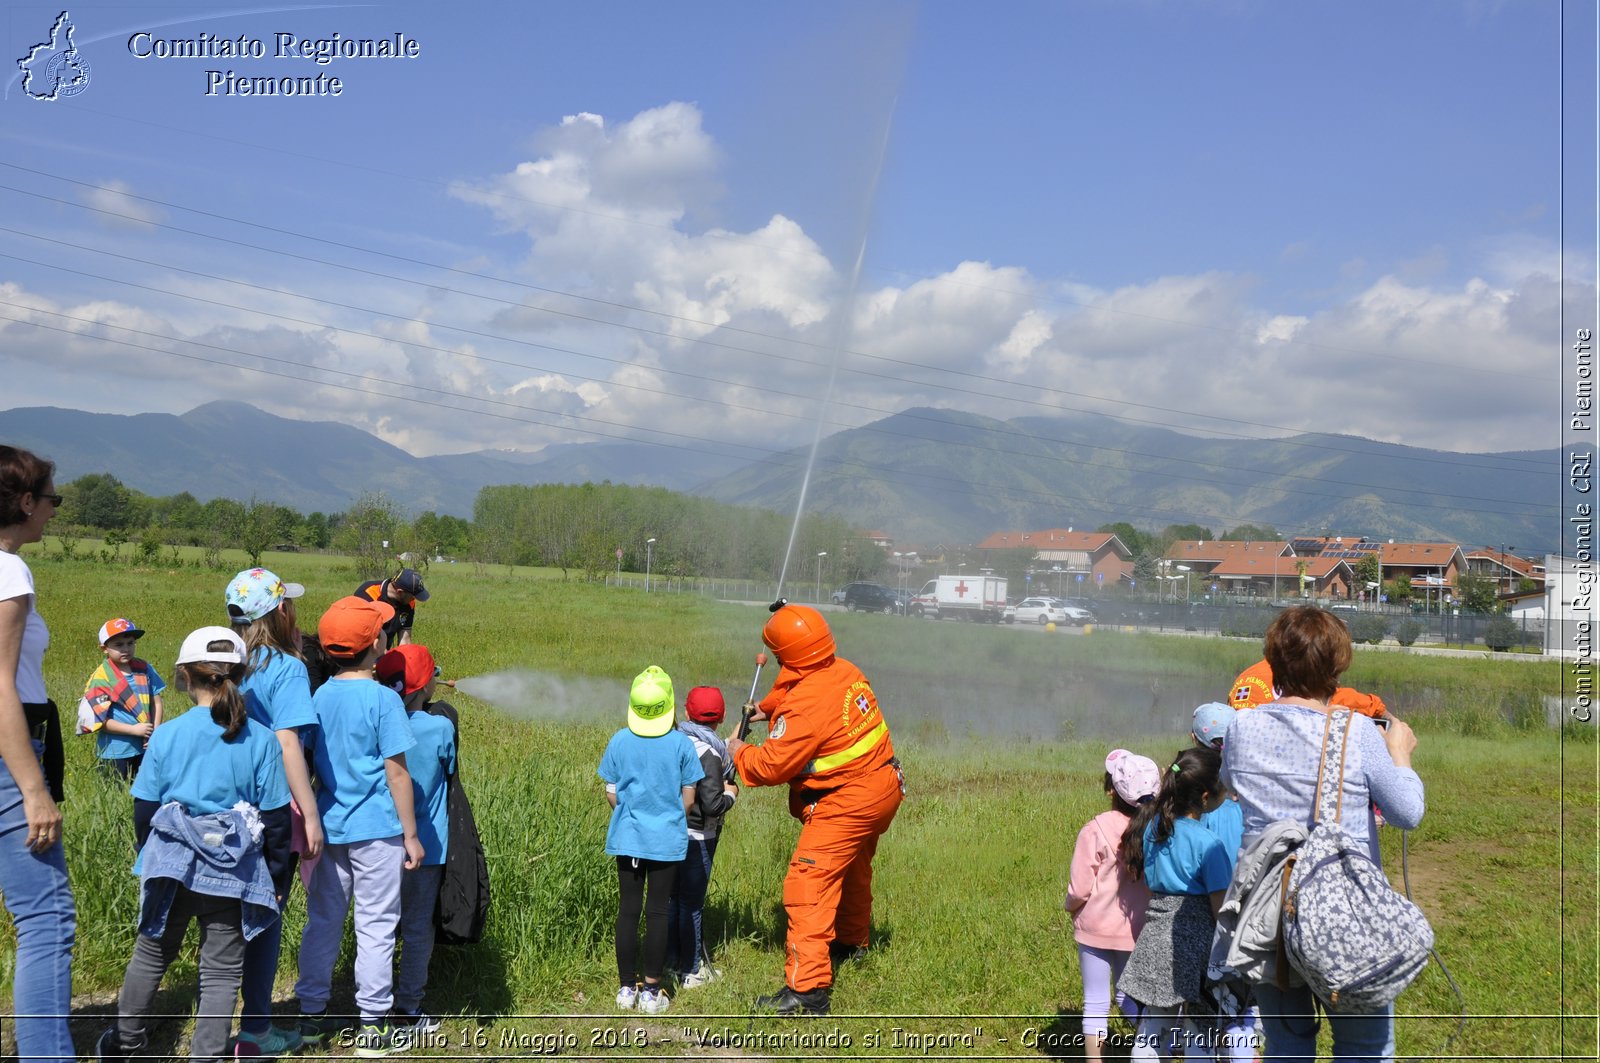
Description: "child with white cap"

(598, 666), (704, 1015)
(224, 567), (322, 1054)
(97, 626), (291, 1062)
(1065, 749), (1160, 1062)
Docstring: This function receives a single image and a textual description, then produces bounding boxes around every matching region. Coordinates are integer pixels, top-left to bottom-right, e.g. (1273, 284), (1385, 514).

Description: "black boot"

(829, 942), (867, 967)
(754, 985), (831, 1016)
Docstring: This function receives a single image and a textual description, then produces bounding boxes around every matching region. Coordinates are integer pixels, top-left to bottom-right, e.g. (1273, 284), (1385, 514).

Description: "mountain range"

(0, 401), (1558, 553)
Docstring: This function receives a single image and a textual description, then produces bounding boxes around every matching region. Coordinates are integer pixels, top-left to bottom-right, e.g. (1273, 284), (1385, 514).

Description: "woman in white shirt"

(0, 444), (76, 1063)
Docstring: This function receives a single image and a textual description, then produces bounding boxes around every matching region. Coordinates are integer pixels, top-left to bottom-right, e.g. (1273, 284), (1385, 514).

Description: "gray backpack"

(1281, 709), (1433, 1012)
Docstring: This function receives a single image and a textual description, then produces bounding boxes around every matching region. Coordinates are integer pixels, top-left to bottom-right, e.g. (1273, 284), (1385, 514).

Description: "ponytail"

(180, 647), (250, 741)
(1120, 745), (1222, 879)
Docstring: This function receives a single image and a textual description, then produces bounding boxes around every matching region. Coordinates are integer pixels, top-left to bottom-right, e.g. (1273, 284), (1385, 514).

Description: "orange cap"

(762, 603), (836, 669)
(318, 597), (395, 659)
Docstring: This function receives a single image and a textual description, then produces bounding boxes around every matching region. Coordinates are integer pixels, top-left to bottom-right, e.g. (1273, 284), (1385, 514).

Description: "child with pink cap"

(1065, 749), (1160, 1062)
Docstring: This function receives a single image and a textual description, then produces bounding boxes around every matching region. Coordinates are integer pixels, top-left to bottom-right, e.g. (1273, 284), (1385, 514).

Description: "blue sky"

(0, 0), (1593, 465)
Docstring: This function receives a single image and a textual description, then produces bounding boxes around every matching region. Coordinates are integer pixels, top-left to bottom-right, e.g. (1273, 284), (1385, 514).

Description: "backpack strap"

(1311, 707), (1354, 826)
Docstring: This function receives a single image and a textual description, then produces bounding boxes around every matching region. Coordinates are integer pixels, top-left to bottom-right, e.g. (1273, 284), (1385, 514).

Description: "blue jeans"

(0, 747), (77, 1063)
(239, 913), (284, 1034)
(667, 836), (717, 976)
(1254, 982), (1392, 1062)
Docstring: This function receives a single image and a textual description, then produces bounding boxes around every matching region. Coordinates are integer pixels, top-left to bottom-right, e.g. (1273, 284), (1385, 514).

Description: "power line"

(0, 303), (1556, 525)
(0, 244), (1551, 511)
(0, 168), (1546, 475)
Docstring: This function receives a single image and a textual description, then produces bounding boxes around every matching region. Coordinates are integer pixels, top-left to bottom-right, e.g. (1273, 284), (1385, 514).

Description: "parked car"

(831, 588), (848, 605)
(1009, 597), (1069, 625)
(842, 581), (898, 613)
(1058, 597), (1100, 622)
(1053, 600), (1095, 625)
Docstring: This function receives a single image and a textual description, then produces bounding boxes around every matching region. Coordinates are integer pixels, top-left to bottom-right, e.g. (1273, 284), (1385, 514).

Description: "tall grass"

(3, 547), (1594, 1060)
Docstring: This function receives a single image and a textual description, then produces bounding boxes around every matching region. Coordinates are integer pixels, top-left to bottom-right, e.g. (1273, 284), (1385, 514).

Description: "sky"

(0, 0), (1595, 473)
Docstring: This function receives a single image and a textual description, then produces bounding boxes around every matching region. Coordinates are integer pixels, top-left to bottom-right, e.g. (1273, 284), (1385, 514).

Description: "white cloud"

(79, 179), (164, 228)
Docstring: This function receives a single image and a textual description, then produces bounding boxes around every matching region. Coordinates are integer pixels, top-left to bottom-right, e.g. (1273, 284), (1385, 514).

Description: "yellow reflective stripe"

(803, 720), (888, 774)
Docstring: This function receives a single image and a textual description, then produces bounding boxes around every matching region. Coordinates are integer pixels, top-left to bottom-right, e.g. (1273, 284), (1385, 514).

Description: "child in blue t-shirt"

(598, 666), (703, 1016)
(1117, 746), (1232, 1062)
(81, 617), (166, 780)
(292, 598), (421, 1056)
(1190, 702), (1258, 1061)
(375, 644), (456, 1038)
(100, 626), (290, 1063)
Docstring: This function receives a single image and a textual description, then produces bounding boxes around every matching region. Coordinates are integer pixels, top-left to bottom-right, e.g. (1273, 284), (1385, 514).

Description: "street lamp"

(1176, 564), (1191, 603)
(645, 537), (656, 593)
(816, 551), (827, 603)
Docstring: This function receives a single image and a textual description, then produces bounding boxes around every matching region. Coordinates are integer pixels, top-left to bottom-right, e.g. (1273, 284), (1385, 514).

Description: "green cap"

(627, 665), (675, 737)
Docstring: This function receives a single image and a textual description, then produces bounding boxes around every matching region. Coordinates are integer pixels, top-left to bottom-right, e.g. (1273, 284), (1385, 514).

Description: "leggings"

(1077, 943), (1139, 1038)
(615, 857), (676, 987)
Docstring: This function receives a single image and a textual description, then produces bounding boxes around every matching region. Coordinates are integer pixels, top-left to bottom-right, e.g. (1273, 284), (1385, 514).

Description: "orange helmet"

(762, 603), (836, 669)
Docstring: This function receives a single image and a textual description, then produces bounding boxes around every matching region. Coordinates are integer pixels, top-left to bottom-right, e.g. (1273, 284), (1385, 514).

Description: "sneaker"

(390, 1010), (442, 1035)
(615, 984), (638, 1010)
(754, 985), (831, 1016)
(353, 1022), (397, 1058)
(680, 966), (722, 989)
(637, 986), (670, 1015)
(237, 1025), (304, 1056)
(295, 1011), (342, 1046)
(96, 1028), (143, 1062)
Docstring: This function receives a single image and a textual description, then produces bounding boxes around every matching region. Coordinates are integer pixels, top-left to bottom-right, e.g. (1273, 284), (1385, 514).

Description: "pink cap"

(1105, 748), (1161, 805)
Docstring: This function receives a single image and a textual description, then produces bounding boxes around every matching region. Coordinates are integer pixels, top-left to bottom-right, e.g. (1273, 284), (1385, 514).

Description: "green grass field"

(4, 544), (1596, 1059)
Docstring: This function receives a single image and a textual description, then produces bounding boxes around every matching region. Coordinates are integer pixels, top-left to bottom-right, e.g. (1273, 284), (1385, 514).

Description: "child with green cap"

(598, 665), (704, 1015)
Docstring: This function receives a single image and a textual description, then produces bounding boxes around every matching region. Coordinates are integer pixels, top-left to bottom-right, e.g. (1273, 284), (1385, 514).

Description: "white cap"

(176, 626), (247, 666)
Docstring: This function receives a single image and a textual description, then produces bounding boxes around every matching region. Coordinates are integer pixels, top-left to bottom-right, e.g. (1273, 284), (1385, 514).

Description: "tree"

(63, 473), (134, 530)
(336, 492), (402, 581)
(1221, 523), (1280, 541)
(1352, 553), (1381, 594)
(1160, 523), (1215, 546)
(1455, 571), (1501, 614)
(1098, 521), (1150, 558)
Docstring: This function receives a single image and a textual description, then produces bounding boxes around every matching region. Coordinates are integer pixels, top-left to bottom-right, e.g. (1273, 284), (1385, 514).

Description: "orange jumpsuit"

(1228, 659), (1388, 718)
(732, 656), (903, 992)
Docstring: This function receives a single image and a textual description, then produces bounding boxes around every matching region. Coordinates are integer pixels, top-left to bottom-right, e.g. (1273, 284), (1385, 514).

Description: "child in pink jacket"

(1066, 749), (1161, 1062)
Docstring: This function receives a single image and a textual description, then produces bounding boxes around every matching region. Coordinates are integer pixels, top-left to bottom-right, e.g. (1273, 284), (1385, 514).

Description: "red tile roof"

(1166, 540), (1293, 561)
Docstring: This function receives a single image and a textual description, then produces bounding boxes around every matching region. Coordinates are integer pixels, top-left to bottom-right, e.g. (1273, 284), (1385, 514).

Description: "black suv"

(842, 581), (898, 613)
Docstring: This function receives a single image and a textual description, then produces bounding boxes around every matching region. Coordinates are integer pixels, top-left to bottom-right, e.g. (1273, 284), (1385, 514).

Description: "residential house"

(975, 529), (1133, 590)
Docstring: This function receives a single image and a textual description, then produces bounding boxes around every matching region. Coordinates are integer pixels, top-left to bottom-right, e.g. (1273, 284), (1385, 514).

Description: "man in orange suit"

(1229, 658), (1389, 719)
(727, 604), (904, 1016)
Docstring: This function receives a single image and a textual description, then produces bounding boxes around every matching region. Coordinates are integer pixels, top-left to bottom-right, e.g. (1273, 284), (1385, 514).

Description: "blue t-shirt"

(241, 648), (316, 733)
(132, 708), (290, 816)
(1199, 797), (1245, 869)
(308, 678), (415, 845)
(405, 709), (456, 866)
(95, 664), (167, 761)
(1143, 816), (1233, 896)
(598, 728), (703, 862)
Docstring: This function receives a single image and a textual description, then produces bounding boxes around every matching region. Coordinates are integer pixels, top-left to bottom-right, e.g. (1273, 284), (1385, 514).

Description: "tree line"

(48, 473), (885, 586)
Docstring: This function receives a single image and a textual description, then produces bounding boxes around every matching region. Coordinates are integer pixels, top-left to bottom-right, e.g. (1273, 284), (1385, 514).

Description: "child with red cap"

(374, 644), (455, 1039)
(668, 686), (739, 989)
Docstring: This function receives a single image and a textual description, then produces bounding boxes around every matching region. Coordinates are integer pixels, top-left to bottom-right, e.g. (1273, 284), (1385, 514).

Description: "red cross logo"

(954, 580), (969, 597)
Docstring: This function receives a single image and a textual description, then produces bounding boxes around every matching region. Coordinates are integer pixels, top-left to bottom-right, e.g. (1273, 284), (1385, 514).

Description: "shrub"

(1483, 615), (1520, 652)
(1395, 618), (1423, 647)
(1350, 614), (1390, 645)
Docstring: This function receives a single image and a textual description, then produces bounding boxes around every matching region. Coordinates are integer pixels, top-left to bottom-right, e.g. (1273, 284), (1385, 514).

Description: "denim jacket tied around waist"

(137, 801), (280, 941)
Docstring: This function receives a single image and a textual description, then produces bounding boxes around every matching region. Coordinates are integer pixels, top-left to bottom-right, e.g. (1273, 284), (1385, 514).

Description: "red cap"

(685, 685), (725, 723)
(376, 644), (437, 696)
(318, 597), (395, 659)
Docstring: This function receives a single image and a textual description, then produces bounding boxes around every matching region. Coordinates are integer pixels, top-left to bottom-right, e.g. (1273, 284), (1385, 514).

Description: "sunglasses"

(37, 492), (63, 506)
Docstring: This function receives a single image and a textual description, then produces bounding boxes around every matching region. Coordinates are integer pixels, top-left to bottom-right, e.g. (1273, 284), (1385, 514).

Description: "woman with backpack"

(1222, 606), (1424, 1061)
